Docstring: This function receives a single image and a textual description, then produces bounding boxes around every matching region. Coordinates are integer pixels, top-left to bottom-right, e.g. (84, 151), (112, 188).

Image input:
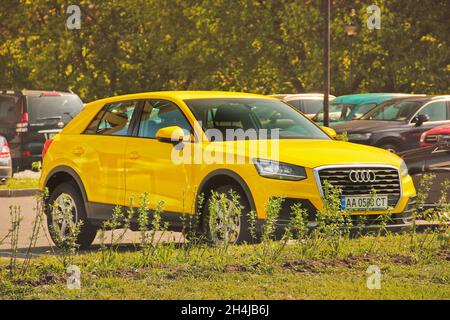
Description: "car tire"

(201, 184), (254, 245)
(378, 143), (401, 154)
(47, 182), (97, 250)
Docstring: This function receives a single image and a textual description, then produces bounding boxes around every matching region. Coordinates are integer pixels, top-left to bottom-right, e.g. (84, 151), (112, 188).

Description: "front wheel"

(47, 182), (97, 250)
(202, 185), (254, 245)
(378, 143), (401, 154)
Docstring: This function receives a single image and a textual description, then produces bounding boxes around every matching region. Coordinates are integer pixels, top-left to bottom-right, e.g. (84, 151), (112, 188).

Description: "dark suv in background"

(0, 90), (84, 171)
(333, 96), (450, 153)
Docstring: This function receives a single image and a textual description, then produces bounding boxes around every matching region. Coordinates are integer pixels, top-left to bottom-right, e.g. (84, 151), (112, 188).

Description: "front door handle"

(72, 146), (84, 156)
(128, 152), (140, 160)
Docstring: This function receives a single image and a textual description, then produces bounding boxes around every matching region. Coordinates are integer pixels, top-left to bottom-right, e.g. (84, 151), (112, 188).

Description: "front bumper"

(250, 167), (416, 219)
(266, 197), (416, 237)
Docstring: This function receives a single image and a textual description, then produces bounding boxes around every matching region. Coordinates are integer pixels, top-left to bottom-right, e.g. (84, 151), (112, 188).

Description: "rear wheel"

(202, 184), (253, 245)
(47, 182), (97, 249)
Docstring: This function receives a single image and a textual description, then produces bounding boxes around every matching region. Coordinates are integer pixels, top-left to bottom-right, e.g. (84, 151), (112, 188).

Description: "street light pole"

(345, 9), (358, 94)
(323, 0), (330, 127)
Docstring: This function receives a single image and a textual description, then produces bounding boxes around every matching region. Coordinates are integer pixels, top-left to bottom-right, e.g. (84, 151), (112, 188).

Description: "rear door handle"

(72, 146), (84, 156)
(128, 152), (140, 160)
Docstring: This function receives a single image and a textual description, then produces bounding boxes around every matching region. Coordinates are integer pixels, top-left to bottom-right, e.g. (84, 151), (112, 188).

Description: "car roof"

(382, 95), (450, 104)
(270, 93), (336, 100)
(1, 89), (77, 97)
(92, 91), (276, 105)
(332, 93), (421, 104)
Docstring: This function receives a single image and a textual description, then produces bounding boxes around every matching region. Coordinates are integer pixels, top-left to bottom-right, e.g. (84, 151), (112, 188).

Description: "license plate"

(341, 195), (388, 211)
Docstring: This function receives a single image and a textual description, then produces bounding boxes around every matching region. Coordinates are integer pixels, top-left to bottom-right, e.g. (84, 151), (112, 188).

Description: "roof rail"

(431, 95), (450, 99)
(1, 89), (23, 95)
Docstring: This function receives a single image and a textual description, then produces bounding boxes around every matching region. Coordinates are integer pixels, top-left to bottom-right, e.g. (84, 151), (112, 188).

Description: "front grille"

(317, 166), (401, 209)
(426, 134), (450, 144)
(425, 134), (438, 143)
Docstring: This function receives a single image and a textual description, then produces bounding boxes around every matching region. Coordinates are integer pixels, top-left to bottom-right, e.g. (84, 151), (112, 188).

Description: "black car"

(401, 140), (450, 209)
(0, 90), (84, 171)
(333, 96), (450, 153)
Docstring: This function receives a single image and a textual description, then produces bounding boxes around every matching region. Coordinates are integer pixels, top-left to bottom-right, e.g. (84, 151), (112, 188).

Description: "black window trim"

(131, 98), (196, 142)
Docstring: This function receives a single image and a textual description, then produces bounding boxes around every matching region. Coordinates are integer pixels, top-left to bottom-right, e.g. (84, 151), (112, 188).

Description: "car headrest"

(214, 105), (249, 123)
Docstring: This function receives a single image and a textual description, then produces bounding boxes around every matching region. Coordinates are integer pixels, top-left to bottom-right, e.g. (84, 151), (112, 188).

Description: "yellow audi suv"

(39, 91), (416, 248)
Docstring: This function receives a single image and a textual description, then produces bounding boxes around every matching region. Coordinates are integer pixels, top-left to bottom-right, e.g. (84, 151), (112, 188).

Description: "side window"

(286, 100), (301, 109)
(137, 100), (192, 138)
(303, 100), (323, 115)
(418, 101), (448, 121)
(354, 103), (377, 119)
(85, 101), (138, 136)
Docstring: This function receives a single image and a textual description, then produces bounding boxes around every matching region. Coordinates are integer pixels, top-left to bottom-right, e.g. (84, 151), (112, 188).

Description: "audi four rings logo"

(349, 170), (377, 183)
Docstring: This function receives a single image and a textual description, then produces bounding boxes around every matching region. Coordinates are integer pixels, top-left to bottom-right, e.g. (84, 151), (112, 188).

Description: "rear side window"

(0, 95), (20, 123)
(27, 95), (83, 122)
(85, 101), (139, 136)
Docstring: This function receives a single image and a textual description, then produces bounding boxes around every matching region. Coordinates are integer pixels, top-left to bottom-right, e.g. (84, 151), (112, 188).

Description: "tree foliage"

(0, 0), (448, 102)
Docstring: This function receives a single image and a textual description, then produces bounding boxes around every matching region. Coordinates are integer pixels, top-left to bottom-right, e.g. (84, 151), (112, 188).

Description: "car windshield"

(185, 98), (330, 140)
(353, 103), (378, 119)
(27, 95), (83, 122)
(361, 100), (422, 121)
(312, 103), (355, 122)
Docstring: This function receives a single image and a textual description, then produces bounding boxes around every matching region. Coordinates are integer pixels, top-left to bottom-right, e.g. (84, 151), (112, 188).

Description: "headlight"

(400, 160), (408, 177)
(348, 133), (372, 141)
(253, 159), (307, 181)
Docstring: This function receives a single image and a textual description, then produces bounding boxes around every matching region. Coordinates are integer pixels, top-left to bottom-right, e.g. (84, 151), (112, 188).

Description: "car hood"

(207, 139), (403, 169)
(332, 120), (405, 134)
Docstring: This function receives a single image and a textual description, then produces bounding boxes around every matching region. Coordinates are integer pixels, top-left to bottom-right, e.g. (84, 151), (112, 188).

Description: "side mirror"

(412, 114), (430, 126)
(321, 126), (337, 139)
(156, 126), (190, 143)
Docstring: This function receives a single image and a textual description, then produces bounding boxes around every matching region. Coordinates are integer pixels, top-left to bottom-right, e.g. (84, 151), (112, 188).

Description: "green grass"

(0, 178), (39, 190)
(0, 234), (448, 300)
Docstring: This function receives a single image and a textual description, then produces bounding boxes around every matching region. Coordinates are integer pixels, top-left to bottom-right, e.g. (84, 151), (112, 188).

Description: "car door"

(405, 101), (450, 149)
(125, 99), (194, 215)
(424, 143), (450, 205)
(79, 100), (140, 208)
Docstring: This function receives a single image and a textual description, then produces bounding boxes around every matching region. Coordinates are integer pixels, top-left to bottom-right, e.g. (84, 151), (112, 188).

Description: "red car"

(419, 125), (450, 147)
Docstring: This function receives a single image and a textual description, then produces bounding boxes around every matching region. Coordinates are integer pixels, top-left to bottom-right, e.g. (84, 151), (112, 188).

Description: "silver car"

(270, 93), (336, 119)
(0, 136), (12, 184)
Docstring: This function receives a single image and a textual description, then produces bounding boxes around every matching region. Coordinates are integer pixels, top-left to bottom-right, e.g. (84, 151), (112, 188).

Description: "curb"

(0, 189), (40, 198)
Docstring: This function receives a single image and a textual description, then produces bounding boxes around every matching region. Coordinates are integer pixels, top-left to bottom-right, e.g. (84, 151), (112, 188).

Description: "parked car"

(312, 93), (419, 126)
(40, 91), (416, 249)
(270, 93), (336, 119)
(402, 140), (450, 210)
(0, 90), (84, 171)
(419, 125), (450, 147)
(333, 96), (450, 153)
(0, 136), (12, 184)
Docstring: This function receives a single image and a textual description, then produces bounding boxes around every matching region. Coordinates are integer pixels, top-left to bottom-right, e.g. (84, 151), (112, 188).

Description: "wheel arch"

(44, 166), (88, 206)
(375, 136), (405, 151)
(196, 169), (256, 214)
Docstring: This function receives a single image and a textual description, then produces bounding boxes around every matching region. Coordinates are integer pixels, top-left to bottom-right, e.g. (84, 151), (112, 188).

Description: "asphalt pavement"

(0, 196), (182, 258)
